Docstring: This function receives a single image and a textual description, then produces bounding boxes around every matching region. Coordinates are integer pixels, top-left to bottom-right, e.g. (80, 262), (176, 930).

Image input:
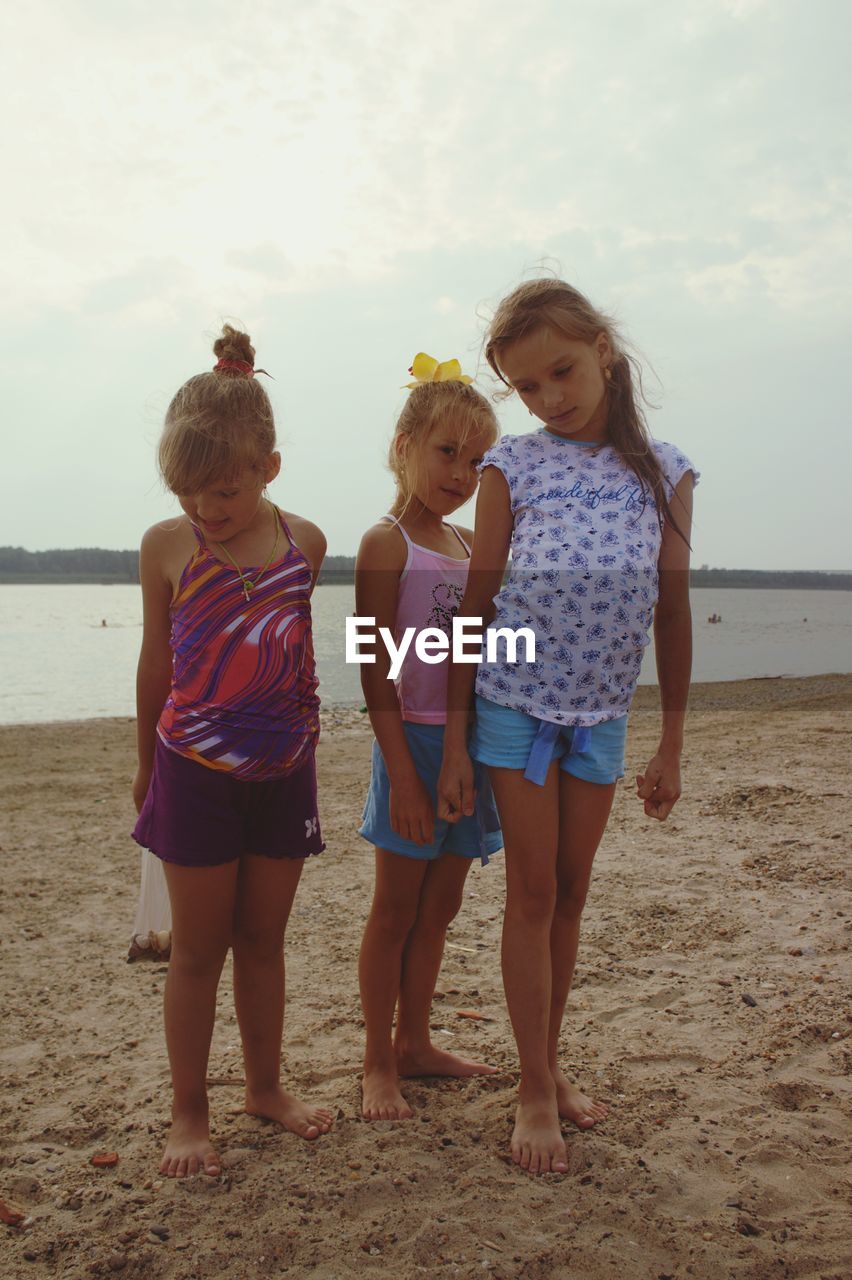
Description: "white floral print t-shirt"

(475, 429), (698, 727)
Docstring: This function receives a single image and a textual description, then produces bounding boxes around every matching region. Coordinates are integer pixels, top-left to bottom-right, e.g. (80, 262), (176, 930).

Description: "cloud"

(2, 0), (851, 567)
(226, 245), (295, 280)
(7, 0), (850, 311)
(684, 228), (852, 311)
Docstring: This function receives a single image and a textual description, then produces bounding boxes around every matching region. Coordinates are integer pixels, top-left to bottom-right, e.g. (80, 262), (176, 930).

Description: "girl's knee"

(554, 877), (590, 922)
(231, 919), (286, 959)
(417, 889), (464, 934)
(369, 896), (419, 942)
(170, 935), (230, 977)
(507, 877), (557, 925)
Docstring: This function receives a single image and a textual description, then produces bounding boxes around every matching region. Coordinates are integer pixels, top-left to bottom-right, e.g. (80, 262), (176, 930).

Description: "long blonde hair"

(158, 325), (276, 494)
(486, 280), (687, 539)
(389, 380), (498, 518)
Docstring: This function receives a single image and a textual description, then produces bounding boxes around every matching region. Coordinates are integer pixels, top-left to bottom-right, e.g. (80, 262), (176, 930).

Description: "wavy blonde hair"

(485, 279), (687, 539)
(158, 325), (276, 495)
(389, 380), (499, 519)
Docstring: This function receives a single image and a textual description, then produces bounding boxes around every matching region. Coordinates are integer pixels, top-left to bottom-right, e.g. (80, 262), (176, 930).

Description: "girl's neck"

(389, 499), (449, 538)
(541, 427), (607, 447)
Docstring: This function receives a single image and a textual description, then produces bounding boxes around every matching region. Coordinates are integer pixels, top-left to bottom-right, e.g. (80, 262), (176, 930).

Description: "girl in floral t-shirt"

(438, 279), (697, 1176)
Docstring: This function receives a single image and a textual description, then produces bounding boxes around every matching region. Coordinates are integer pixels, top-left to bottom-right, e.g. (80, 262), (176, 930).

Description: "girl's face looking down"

(499, 325), (612, 444)
(177, 455), (280, 542)
(405, 423), (492, 518)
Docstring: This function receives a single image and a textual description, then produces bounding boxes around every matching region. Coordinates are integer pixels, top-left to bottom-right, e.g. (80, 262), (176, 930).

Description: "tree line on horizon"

(0, 546), (358, 584)
(0, 546), (849, 591)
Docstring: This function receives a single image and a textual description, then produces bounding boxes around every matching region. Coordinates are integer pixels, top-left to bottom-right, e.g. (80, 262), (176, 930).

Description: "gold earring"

(604, 366), (612, 382)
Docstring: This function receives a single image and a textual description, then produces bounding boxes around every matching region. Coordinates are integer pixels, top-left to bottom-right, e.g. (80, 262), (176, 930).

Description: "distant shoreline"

(3, 672), (850, 730)
(1, 563), (851, 590)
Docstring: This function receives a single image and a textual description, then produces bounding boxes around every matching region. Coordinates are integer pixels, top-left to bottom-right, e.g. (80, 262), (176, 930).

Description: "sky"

(2, 0), (850, 569)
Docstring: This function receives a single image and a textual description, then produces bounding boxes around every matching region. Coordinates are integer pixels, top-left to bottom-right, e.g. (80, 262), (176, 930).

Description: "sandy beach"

(0, 675), (849, 1280)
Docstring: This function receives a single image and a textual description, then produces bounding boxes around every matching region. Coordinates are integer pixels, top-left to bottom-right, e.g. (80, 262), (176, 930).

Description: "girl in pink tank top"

(356, 354), (504, 1122)
(386, 517), (471, 723)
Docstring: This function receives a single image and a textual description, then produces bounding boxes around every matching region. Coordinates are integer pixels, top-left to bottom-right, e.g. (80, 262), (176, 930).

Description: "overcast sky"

(3, 0), (850, 568)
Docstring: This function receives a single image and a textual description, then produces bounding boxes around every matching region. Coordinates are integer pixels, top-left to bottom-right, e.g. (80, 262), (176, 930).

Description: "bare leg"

(489, 765), (568, 1175)
(161, 859), (238, 1178)
(395, 853), (496, 1078)
(232, 855), (333, 1139)
(549, 773), (615, 1128)
(358, 850), (426, 1119)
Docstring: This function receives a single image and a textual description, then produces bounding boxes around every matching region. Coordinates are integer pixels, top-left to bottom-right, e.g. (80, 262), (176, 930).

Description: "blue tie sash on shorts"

(522, 719), (592, 787)
(467, 720), (592, 861)
(472, 762), (502, 865)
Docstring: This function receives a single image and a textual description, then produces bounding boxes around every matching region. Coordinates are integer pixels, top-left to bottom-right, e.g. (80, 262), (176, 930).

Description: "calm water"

(0, 583), (849, 724)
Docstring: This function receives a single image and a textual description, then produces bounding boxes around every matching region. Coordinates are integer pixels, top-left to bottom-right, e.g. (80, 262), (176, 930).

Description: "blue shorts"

(358, 722), (503, 864)
(470, 695), (627, 786)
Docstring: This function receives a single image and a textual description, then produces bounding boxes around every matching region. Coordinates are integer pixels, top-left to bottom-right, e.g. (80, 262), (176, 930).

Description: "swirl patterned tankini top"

(157, 510), (320, 781)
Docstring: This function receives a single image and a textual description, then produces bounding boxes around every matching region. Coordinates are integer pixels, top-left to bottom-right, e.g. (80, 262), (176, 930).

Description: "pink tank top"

(387, 518), (471, 724)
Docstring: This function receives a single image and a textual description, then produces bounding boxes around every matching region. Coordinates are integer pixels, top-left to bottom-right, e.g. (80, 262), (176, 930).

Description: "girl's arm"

(134, 525), (175, 812)
(636, 472), (695, 821)
(356, 523), (434, 845)
(438, 467), (513, 820)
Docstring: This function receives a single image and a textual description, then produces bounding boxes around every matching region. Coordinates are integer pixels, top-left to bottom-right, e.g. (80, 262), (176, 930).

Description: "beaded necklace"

(214, 501), (281, 602)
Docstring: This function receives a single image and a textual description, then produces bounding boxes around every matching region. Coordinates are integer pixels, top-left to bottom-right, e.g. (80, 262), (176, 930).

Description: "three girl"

(135, 280), (695, 1177)
(133, 326), (332, 1178)
(438, 279), (696, 1174)
(355, 356), (503, 1120)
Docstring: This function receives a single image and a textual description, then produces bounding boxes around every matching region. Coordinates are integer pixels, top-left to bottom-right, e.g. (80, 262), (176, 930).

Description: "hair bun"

(213, 324), (255, 368)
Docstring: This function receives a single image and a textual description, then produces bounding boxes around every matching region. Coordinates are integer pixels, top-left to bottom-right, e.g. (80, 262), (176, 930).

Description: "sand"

(0, 676), (849, 1280)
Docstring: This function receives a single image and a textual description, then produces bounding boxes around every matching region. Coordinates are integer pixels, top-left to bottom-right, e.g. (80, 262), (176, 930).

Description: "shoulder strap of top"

(380, 514), (413, 549)
(380, 515), (413, 579)
(446, 522), (471, 556)
(189, 521), (206, 548)
(275, 506), (298, 549)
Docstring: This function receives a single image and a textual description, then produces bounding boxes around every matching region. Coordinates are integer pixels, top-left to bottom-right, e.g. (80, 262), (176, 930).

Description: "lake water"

(0, 583), (850, 724)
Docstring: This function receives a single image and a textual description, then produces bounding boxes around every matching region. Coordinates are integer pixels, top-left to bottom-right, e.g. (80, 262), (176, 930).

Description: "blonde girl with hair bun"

(356, 355), (504, 1122)
(438, 280), (698, 1174)
(133, 325), (332, 1177)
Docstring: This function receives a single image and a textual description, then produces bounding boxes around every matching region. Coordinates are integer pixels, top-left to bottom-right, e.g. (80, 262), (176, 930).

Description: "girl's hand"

(437, 750), (476, 823)
(133, 767), (152, 814)
(636, 751), (681, 821)
(389, 775), (435, 846)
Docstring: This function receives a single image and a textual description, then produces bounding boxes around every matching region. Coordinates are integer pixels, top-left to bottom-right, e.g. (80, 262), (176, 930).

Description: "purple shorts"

(132, 738), (325, 868)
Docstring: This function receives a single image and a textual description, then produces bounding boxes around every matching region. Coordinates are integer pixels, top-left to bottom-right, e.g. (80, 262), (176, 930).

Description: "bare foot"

(511, 1086), (568, 1176)
(396, 1043), (497, 1079)
(553, 1068), (609, 1129)
(361, 1065), (413, 1121)
(160, 1109), (221, 1178)
(245, 1085), (333, 1140)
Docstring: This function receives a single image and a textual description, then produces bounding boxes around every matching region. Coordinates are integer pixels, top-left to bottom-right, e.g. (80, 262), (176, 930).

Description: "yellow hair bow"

(403, 352), (474, 389)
